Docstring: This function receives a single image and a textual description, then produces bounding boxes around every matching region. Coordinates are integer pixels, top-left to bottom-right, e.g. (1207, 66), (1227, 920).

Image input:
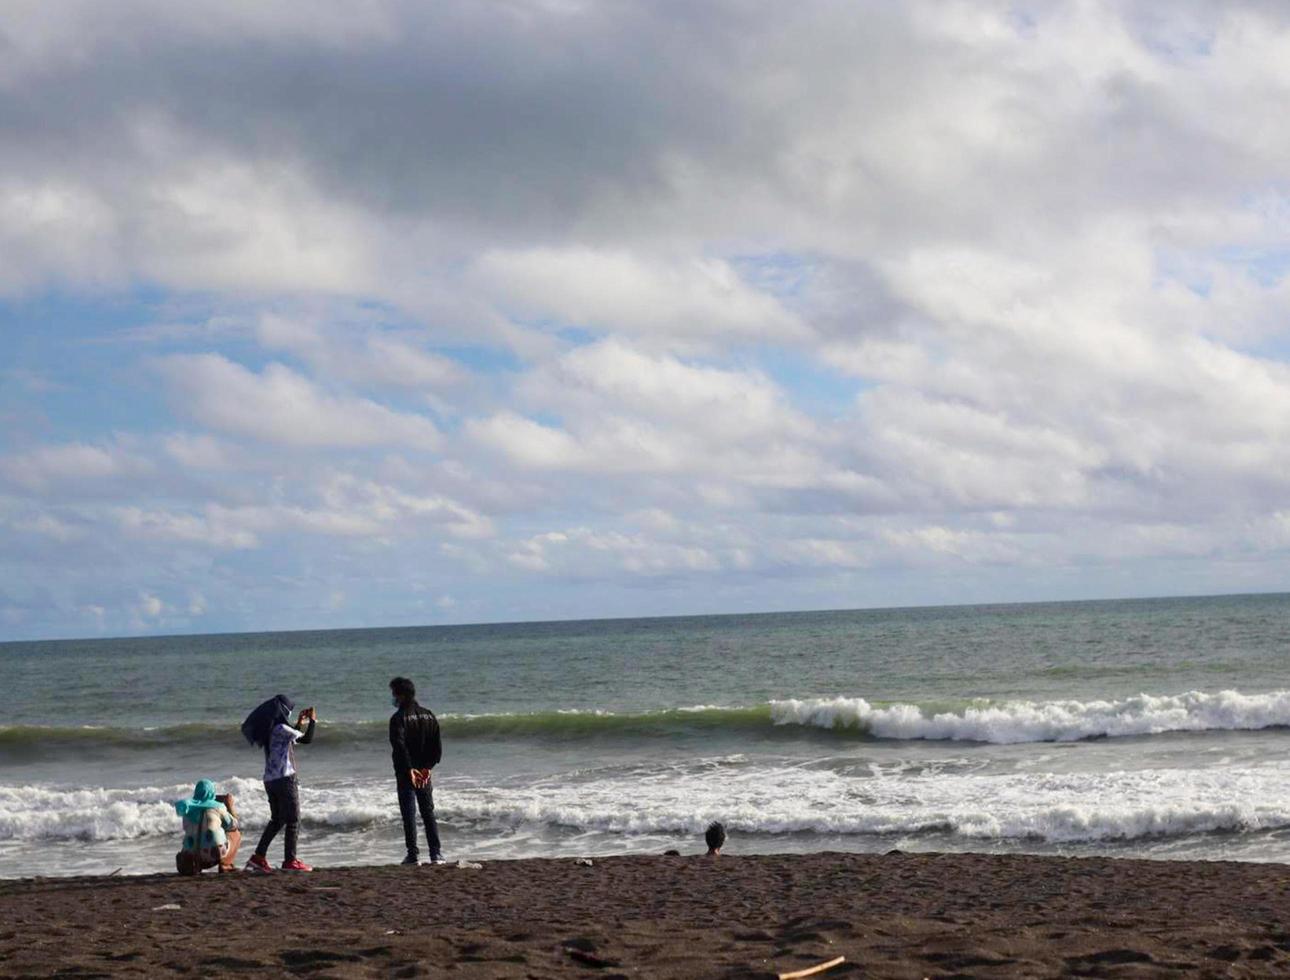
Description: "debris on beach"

(777, 955), (846, 979)
(567, 947), (620, 968)
(151, 903), (182, 911)
(455, 860), (483, 869)
(563, 937), (619, 969)
(575, 858), (594, 867)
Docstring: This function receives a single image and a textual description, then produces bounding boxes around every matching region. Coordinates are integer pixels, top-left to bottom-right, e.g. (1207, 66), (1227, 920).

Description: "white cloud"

(0, 179), (123, 293)
(467, 412), (588, 470)
(880, 525), (1024, 565)
(844, 229), (1290, 519)
(117, 505), (260, 550)
(11, 2), (1290, 635)
(114, 473), (492, 551)
(506, 526), (721, 578)
(469, 340), (829, 489)
(0, 443), (152, 490)
(144, 161), (380, 294)
(163, 433), (239, 471)
(312, 474), (495, 540)
(541, 340), (802, 435)
(10, 513), (84, 542)
(159, 353), (442, 449)
(475, 248), (805, 347)
(257, 315), (468, 389)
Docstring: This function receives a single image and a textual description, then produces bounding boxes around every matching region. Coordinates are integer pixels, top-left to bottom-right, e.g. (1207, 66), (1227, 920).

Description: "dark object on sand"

(563, 937), (620, 968)
(663, 849), (681, 856)
(705, 821), (726, 855)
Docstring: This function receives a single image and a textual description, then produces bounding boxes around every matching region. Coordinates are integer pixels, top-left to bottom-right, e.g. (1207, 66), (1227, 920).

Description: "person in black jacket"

(389, 676), (444, 865)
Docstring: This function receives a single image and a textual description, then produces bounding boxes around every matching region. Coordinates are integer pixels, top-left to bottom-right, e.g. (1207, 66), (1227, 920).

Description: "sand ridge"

(1, 851), (1287, 977)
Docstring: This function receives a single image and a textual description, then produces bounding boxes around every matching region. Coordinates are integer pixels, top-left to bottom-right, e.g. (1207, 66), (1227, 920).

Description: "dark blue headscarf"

(242, 694), (294, 755)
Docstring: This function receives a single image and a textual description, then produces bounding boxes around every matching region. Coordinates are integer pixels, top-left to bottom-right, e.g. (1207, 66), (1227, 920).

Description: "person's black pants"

(396, 773), (442, 860)
(255, 774), (299, 862)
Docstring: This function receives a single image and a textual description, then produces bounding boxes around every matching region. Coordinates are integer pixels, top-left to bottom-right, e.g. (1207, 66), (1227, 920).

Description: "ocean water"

(4, 593), (1290, 878)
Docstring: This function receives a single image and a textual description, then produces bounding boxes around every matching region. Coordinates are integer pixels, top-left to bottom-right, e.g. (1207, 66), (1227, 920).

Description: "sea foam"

(446, 759), (1290, 843)
(770, 689), (1290, 743)
(0, 778), (388, 843)
(7, 756), (1290, 846)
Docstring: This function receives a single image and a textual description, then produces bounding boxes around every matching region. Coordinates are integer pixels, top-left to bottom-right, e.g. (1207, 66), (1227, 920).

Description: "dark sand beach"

(2, 851), (1287, 978)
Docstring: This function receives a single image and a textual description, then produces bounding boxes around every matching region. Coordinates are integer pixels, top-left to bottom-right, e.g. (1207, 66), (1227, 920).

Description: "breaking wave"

(4, 690), (1290, 757)
(7, 760), (1290, 846)
(768, 689), (1290, 744)
(0, 778), (389, 843)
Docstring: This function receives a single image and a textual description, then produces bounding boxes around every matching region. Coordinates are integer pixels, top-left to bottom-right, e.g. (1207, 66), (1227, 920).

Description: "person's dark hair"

(241, 694), (294, 756)
(704, 821), (726, 853)
(390, 677), (416, 701)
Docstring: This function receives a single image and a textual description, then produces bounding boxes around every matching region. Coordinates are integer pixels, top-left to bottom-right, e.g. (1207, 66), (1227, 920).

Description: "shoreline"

(2, 850), (1287, 978)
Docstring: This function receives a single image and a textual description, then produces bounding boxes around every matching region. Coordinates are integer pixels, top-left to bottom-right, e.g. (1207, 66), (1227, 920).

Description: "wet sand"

(1, 851), (1287, 978)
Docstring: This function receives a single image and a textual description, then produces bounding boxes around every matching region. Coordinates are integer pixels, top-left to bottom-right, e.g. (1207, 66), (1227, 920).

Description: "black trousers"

(255, 774), (299, 862)
(396, 773), (442, 860)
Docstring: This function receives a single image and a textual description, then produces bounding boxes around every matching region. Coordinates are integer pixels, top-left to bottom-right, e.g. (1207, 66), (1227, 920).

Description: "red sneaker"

(281, 858), (313, 872)
(244, 854), (274, 874)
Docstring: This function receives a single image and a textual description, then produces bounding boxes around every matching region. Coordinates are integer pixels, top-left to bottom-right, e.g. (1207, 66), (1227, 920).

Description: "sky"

(4, 1), (1290, 640)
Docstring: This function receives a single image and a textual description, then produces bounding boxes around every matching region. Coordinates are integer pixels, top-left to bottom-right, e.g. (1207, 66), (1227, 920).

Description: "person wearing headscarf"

(241, 694), (317, 872)
(174, 779), (241, 875)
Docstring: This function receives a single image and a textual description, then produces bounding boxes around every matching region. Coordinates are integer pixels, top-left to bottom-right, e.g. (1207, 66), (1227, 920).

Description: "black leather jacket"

(389, 702), (442, 773)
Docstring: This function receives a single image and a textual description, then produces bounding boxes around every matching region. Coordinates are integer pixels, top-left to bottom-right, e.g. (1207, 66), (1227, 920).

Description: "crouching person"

(175, 779), (242, 875)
